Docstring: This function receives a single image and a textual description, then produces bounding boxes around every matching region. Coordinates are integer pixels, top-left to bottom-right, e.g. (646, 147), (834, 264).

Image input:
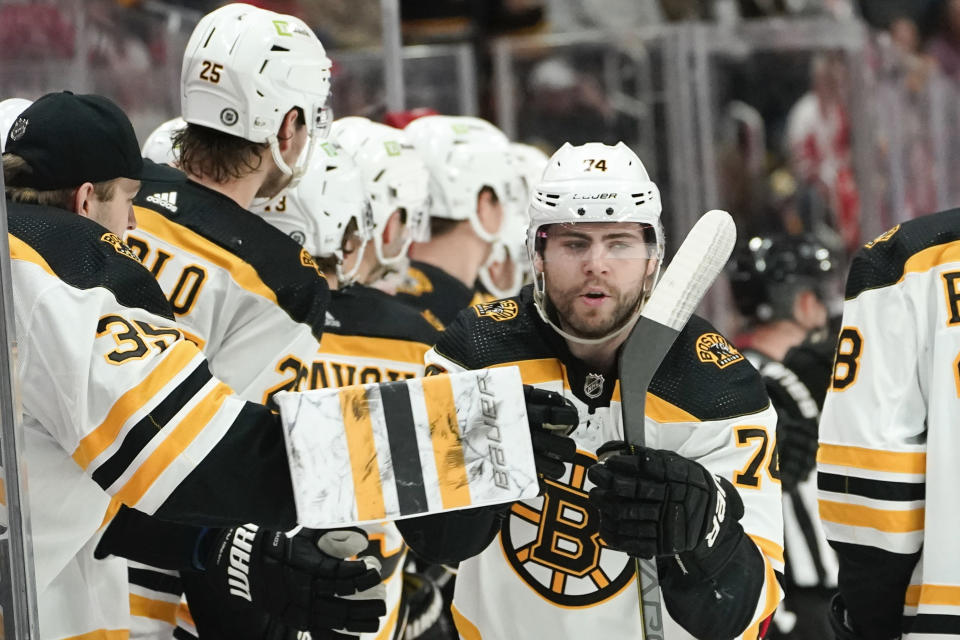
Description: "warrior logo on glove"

(500, 451), (636, 607)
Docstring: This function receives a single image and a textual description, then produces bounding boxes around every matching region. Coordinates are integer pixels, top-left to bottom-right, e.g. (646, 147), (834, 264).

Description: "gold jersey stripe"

(320, 333), (430, 366)
(133, 207), (277, 304)
(114, 381), (232, 508)
(176, 602), (195, 627)
(492, 358), (701, 423)
(62, 629), (130, 640)
(373, 595), (403, 640)
(422, 374), (471, 509)
(818, 443), (926, 474)
(450, 603), (484, 640)
(819, 499), (924, 533)
(73, 341), (199, 469)
(905, 584), (960, 607)
(99, 496), (123, 530)
(902, 239), (960, 280)
(9, 235), (56, 277)
(645, 393), (700, 423)
(129, 594), (177, 625)
(340, 386), (386, 521)
(491, 358), (563, 385)
(748, 533), (785, 564)
(742, 552), (781, 640)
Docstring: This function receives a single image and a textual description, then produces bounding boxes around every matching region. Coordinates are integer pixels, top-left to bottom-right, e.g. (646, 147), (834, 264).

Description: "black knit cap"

(4, 91), (143, 190)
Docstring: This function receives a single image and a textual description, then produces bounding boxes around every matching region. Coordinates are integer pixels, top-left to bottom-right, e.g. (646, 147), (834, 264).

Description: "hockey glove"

(202, 525), (386, 637)
(523, 384), (578, 480)
(588, 442), (745, 572)
(776, 413), (819, 490)
(829, 594), (865, 640)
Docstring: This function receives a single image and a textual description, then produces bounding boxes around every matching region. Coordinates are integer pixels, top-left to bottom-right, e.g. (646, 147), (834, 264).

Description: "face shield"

(536, 222), (660, 264)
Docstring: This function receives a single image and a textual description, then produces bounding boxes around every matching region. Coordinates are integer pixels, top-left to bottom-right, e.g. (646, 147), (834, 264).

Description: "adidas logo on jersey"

(325, 311), (341, 328)
(146, 191), (178, 212)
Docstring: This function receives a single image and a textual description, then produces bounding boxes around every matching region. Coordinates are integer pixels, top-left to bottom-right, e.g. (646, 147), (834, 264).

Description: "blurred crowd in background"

(5, 0), (960, 330)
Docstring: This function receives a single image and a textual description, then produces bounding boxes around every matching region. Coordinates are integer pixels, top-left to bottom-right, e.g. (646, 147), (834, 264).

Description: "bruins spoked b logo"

(499, 451), (634, 607)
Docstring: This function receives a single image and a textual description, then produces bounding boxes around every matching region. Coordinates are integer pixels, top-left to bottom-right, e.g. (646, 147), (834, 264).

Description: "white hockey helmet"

(404, 115), (515, 243)
(141, 116), (186, 165)
(0, 98), (32, 153)
(528, 141), (664, 344)
(477, 142), (548, 298)
(181, 3), (332, 185)
(331, 116), (431, 266)
(252, 141), (373, 285)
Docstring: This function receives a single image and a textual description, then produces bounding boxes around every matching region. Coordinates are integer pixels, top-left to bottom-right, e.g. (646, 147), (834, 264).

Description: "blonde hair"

(3, 153), (117, 208)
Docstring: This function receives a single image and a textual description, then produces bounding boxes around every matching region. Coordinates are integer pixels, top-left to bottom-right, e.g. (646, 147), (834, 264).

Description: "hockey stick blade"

(619, 209), (737, 448)
(617, 209), (736, 640)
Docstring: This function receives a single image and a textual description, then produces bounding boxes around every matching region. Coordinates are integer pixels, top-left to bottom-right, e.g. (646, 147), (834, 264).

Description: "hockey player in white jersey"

(97, 4), (370, 637)
(2, 91), (386, 640)
(417, 141), (784, 639)
(818, 214), (960, 639)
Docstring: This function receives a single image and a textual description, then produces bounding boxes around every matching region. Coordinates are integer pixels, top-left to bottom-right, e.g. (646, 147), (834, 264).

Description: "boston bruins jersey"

(818, 212), (960, 637)
(423, 287), (783, 640)
(315, 285), (438, 640)
(129, 176), (330, 404)
(395, 260), (478, 329)
(173, 284), (441, 640)
(7, 203), (299, 639)
(125, 176), (330, 637)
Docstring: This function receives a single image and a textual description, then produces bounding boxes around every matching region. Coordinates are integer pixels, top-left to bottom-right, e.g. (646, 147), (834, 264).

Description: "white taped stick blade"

(274, 367), (540, 528)
(640, 209), (736, 331)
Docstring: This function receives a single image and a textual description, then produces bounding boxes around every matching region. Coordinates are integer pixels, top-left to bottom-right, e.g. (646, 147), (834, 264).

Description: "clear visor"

(312, 104), (333, 139)
(537, 222), (658, 262)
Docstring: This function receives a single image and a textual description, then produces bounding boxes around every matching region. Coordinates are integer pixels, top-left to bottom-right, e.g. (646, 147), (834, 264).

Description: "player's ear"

(276, 108), (301, 151)
(383, 209), (403, 245)
(72, 182), (96, 218)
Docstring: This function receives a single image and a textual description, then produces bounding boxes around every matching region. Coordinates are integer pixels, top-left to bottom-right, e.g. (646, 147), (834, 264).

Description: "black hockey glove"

(776, 413), (819, 491)
(523, 384), (578, 480)
(201, 525), (386, 638)
(829, 594), (865, 640)
(588, 442), (745, 573)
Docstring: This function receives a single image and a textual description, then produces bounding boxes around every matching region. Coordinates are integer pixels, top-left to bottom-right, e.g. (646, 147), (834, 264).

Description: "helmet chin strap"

(336, 238), (369, 287)
(267, 132), (317, 191)
(469, 210), (501, 245)
(374, 230), (412, 268)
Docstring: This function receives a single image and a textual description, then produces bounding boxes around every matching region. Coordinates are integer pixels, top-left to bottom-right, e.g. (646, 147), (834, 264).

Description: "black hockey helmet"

(728, 233), (836, 322)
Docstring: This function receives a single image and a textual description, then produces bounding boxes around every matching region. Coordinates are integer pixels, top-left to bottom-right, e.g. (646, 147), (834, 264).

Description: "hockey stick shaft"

(618, 210), (737, 639)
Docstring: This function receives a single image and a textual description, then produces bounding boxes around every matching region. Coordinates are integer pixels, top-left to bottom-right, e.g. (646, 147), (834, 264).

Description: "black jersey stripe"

(818, 472), (926, 502)
(173, 627), (197, 640)
(91, 361), (213, 490)
(128, 566), (183, 596)
(378, 380), (429, 515)
(905, 613), (960, 634)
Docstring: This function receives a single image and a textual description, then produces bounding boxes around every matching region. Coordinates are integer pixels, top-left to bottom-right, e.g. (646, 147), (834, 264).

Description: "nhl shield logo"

(583, 372), (604, 399)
